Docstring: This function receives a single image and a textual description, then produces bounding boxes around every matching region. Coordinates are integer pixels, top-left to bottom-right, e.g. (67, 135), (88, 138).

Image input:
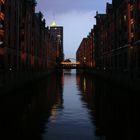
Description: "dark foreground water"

(0, 69), (140, 140)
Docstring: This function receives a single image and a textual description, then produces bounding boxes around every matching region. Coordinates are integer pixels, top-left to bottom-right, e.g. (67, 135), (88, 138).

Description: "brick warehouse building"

(76, 0), (140, 90)
(76, 29), (95, 69)
(0, 0), (63, 93)
(76, 38), (87, 66)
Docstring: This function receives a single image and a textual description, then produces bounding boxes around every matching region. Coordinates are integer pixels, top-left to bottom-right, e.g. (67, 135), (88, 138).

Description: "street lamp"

(83, 57), (86, 68)
(0, 41), (3, 45)
(84, 57), (86, 63)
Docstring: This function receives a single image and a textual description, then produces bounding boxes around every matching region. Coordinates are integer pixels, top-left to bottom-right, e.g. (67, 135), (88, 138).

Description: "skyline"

(36, 0), (112, 58)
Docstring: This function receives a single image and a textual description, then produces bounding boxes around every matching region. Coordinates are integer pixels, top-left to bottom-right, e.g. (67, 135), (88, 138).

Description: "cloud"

(36, 0), (112, 14)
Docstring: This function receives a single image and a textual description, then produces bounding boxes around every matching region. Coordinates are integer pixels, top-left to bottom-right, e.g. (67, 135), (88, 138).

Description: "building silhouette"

(0, 0), (63, 93)
(76, 0), (140, 90)
(50, 21), (64, 64)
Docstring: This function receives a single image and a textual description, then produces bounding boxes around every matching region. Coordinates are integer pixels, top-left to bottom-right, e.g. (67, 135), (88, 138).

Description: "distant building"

(94, 12), (106, 70)
(76, 28), (95, 69)
(76, 38), (87, 66)
(49, 21), (64, 64)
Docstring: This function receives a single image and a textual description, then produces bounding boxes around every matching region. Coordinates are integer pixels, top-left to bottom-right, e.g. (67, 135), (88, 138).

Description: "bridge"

(59, 58), (83, 69)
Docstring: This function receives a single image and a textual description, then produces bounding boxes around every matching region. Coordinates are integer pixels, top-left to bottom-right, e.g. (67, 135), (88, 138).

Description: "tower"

(50, 21), (64, 63)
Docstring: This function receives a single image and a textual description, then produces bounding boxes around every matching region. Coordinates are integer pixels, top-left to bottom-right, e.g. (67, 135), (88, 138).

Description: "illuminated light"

(130, 46), (133, 49)
(50, 21), (57, 27)
(130, 19), (134, 24)
(0, 41), (3, 45)
(130, 5), (133, 11)
(131, 33), (134, 38)
(57, 35), (61, 38)
(83, 77), (86, 93)
(60, 62), (80, 65)
(124, 15), (127, 21)
(90, 62), (93, 67)
(0, 12), (5, 20)
(49, 105), (59, 122)
(0, 0), (5, 4)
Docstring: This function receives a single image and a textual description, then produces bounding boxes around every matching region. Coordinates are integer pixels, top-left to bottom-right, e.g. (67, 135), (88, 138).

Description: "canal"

(0, 70), (140, 140)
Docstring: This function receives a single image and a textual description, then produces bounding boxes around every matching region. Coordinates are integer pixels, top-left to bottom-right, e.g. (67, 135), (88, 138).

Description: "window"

(124, 15), (127, 21)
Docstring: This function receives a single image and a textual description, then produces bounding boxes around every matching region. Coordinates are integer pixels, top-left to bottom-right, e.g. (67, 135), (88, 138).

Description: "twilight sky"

(36, 0), (112, 59)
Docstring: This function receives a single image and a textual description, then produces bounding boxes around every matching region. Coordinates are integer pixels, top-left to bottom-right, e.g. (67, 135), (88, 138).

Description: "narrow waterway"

(42, 69), (96, 140)
(0, 70), (140, 140)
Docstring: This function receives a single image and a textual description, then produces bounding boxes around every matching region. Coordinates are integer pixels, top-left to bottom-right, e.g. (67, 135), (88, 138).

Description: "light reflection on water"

(42, 69), (96, 140)
(0, 69), (139, 140)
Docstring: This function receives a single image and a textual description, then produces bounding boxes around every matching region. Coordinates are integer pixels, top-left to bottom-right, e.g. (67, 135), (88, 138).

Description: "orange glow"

(83, 77), (86, 92)
(130, 19), (134, 24)
(61, 62), (80, 65)
(0, 0), (5, 4)
(0, 12), (5, 20)
(131, 33), (134, 38)
(130, 5), (133, 11)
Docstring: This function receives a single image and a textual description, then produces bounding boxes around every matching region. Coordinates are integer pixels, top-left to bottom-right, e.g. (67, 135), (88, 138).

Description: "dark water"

(0, 69), (139, 140)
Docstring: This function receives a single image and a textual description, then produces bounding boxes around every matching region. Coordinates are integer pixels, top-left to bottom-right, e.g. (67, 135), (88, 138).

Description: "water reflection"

(43, 70), (95, 140)
(77, 73), (140, 140)
(94, 79), (140, 140)
(0, 74), (63, 140)
(0, 70), (139, 140)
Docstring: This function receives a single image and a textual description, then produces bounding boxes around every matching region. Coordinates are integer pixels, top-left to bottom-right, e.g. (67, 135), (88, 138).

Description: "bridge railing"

(60, 62), (80, 65)
(58, 61), (83, 69)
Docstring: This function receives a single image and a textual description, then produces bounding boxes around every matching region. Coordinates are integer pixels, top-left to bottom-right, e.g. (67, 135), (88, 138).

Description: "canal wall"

(85, 68), (140, 92)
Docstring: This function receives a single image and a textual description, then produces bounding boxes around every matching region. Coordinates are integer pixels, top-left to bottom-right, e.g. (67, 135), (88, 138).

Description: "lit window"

(130, 19), (134, 24)
(124, 15), (127, 21)
(131, 33), (134, 38)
